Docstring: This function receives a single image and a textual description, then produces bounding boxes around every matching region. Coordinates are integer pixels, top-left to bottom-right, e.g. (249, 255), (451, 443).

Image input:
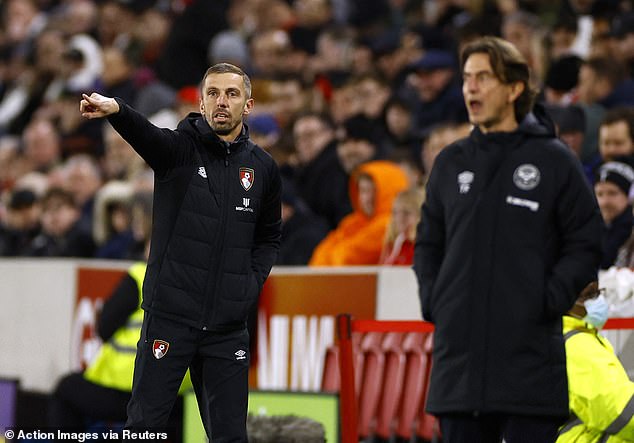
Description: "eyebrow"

(206, 86), (242, 95)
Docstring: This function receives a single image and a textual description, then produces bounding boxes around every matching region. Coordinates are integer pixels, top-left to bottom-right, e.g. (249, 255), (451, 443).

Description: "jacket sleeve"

(97, 273), (139, 341)
(566, 333), (634, 440)
(251, 159), (282, 289)
(413, 163), (445, 322)
(545, 151), (603, 318)
(107, 98), (186, 175)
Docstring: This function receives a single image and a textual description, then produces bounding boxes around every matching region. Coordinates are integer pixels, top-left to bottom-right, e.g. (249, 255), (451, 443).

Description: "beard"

(207, 115), (240, 135)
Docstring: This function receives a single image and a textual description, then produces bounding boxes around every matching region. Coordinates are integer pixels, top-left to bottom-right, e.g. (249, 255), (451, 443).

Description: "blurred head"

(545, 104), (586, 157)
(200, 63), (254, 141)
(577, 57), (627, 105)
(410, 50), (457, 103)
(268, 75), (306, 128)
(5, 189), (40, 231)
(63, 154), (102, 206)
(422, 122), (472, 177)
(501, 11), (542, 64)
(594, 161), (634, 224)
(337, 114), (379, 174)
(102, 125), (146, 181)
(461, 37), (535, 132)
(40, 187), (79, 237)
(23, 119), (62, 173)
(101, 46), (134, 88)
(354, 74), (391, 119)
(385, 187), (425, 243)
(356, 174), (375, 217)
(384, 97), (414, 140)
(599, 108), (634, 161)
(292, 112), (335, 164)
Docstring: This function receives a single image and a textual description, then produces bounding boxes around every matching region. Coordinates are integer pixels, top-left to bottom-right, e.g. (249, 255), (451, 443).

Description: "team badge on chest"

(513, 164), (540, 190)
(152, 339), (169, 359)
(239, 167), (254, 191)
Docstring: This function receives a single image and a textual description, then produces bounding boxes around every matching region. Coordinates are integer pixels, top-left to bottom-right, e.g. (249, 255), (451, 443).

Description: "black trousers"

(48, 373), (184, 441)
(48, 372), (130, 427)
(438, 412), (564, 443)
(126, 314), (250, 443)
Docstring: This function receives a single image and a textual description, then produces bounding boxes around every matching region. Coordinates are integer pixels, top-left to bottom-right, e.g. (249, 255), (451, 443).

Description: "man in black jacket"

(80, 63), (281, 442)
(413, 37), (602, 443)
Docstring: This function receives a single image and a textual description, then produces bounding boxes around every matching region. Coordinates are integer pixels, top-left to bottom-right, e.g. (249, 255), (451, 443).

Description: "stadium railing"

(335, 314), (634, 443)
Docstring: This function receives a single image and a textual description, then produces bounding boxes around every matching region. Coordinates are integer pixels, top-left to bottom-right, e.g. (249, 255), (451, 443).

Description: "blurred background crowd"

(1, 0), (634, 270)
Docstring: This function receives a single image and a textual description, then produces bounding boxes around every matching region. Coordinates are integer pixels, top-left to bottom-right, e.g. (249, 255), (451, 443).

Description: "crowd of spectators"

(1, 0), (634, 267)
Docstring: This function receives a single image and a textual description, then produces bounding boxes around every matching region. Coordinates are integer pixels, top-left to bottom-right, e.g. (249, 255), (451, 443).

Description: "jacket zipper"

(202, 144), (232, 330)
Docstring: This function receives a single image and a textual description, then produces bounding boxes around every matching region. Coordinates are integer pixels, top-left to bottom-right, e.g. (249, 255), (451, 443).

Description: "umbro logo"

(198, 166), (207, 178)
(235, 349), (247, 360)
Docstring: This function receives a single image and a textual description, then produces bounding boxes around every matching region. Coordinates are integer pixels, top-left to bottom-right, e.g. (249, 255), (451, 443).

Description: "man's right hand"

(80, 93), (120, 119)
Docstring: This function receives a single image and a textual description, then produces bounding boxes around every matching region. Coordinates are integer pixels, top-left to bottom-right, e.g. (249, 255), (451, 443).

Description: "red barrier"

(336, 315), (634, 443)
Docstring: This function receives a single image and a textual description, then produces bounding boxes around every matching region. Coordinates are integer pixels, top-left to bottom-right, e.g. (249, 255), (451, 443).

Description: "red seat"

(320, 332), (363, 393)
(321, 345), (340, 392)
(395, 332), (429, 440)
(417, 333), (440, 441)
(374, 333), (407, 439)
(357, 332), (386, 438)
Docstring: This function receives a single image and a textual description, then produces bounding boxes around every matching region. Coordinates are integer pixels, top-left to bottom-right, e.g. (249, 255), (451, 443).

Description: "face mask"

(583, 294), (609, 329)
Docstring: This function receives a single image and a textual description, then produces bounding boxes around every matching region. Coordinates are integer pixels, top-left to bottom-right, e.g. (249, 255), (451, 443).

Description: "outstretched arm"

(79, 92), (184, 174)
(80, 93), (120, 118)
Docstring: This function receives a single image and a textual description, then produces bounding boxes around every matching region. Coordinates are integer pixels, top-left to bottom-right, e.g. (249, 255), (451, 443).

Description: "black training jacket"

(108, 101), (281, 332)
(413, 107), (602, 417)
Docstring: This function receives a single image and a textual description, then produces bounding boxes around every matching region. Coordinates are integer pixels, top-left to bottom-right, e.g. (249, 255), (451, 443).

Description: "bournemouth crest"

(153, 339), (169, 359)
(239, 167), (254, 191)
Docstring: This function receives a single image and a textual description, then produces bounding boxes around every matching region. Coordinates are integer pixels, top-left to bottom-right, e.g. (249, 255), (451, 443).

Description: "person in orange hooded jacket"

(309, 160), (409, 266)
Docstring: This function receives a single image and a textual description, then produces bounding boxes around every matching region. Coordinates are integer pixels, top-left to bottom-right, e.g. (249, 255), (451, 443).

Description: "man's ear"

(199, 98), (205, 114)
(243, 98), (254, 116)
(509, 81), (525, 103)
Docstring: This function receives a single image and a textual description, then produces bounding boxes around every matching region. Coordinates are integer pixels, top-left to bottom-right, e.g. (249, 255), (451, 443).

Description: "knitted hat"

(596, 161), (634, 196)
(545, 55), (582, 92)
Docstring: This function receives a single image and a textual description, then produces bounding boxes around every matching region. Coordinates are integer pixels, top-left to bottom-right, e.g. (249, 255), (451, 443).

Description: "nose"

(463, 77), (477, 93)
(216, 94), (228, 107)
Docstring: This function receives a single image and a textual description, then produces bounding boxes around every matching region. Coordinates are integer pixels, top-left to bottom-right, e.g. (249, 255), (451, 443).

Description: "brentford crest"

(239, 167), (254, 191)
(153, 339), (169, 359)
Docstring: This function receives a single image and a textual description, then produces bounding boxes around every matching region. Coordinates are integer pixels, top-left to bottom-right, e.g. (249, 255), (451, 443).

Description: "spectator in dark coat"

(0, 189), (41, 256)
(406, 50), (468, 133)
(26, 187), (95, 257)
(292, 111), (351, 229)
(594, 160), (634, 269)
(277, 179), (329, 265)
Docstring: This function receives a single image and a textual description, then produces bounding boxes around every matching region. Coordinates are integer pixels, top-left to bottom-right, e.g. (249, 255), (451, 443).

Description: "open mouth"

(468, 100), (482, 113)
(213, 111), (230, 122)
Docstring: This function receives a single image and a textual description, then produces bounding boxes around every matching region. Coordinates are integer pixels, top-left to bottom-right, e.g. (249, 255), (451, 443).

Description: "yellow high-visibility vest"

(556, 316), (634, 443)
(84, 263), (191, 393)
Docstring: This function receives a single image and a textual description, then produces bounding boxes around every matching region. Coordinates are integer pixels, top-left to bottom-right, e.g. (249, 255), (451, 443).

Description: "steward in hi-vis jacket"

(557, 316), (634, 443)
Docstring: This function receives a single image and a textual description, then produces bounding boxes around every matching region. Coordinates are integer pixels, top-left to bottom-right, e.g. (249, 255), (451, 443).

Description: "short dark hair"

(601, 107), (634, 141)
(460, 36), (537, 122)
(292, 110), (335, 132)
(202, 63), (252, 99)
(583, 57), (627, 88)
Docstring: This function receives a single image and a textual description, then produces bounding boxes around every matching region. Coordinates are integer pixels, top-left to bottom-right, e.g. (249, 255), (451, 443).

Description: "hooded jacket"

(414, 108), (602, 416)
(556, 316), (634, 443)
(108, 100), (281, 332)
(309, 160), (408, 266)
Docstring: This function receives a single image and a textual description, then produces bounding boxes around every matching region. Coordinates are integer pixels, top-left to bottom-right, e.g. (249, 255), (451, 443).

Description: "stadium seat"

(395, 332), (429, 440)
(417, 333), (440, 441)
(374, 333), (406, 440)
(357, 332), (386, 438)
